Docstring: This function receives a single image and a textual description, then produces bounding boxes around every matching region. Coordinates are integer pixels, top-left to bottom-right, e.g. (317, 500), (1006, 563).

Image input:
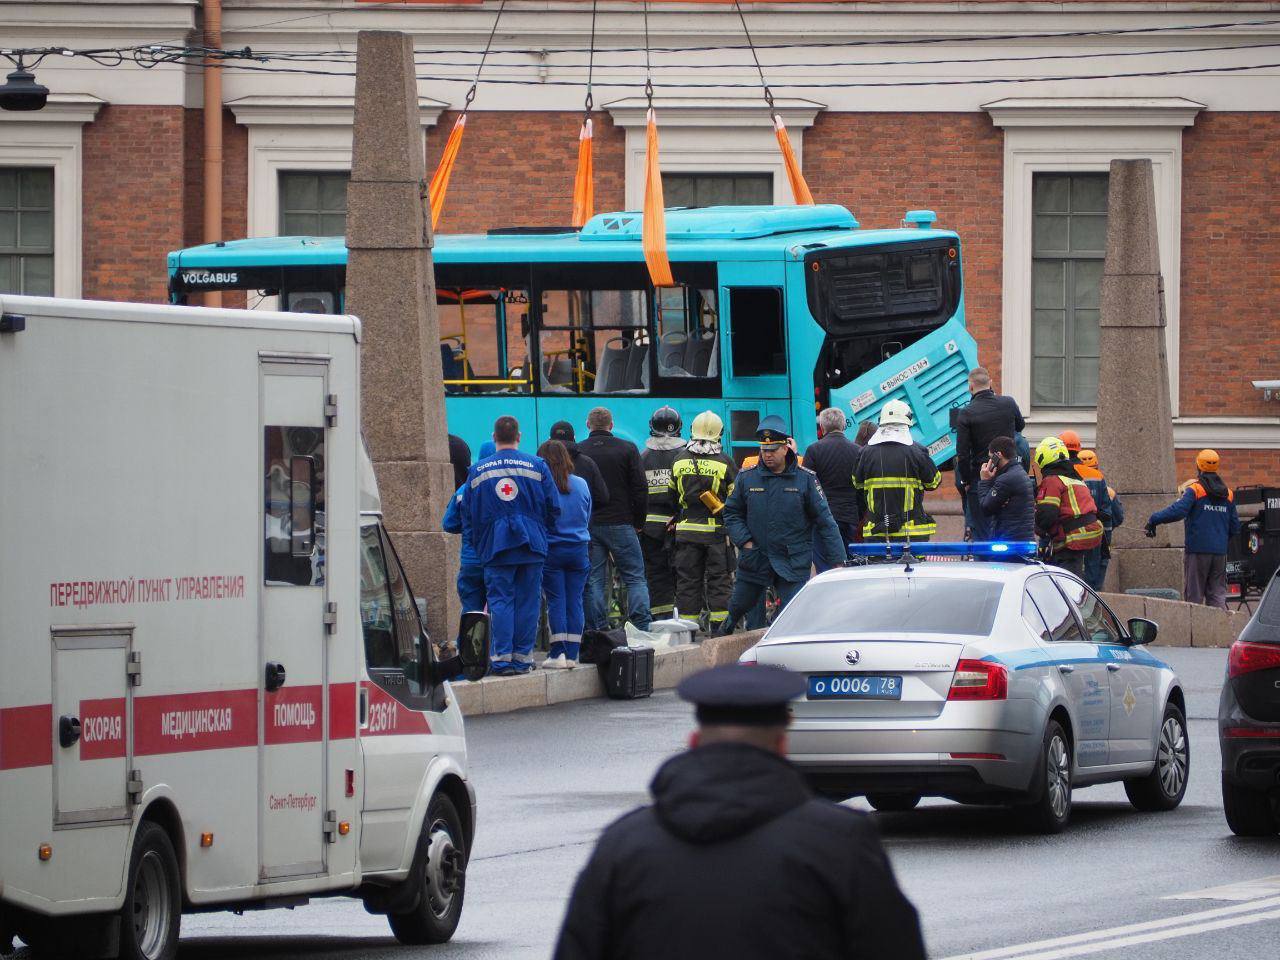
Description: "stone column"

(345, 30), (459, 645)
(1095, 159), (1183, 594)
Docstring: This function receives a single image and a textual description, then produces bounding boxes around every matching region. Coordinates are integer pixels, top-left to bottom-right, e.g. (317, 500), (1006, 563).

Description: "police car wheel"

(1221, 774), (1279, 837)
(1021, 720), (1072, 834)
(118, 821), (181, 960)
(389, 794), (467, 945)
(1123, 703), (1189, 812)
(866, 794), (921, 813)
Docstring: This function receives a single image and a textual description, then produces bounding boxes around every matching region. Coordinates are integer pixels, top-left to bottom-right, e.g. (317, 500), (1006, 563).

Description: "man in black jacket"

(973, 436), (1036, 542)
(954, 367), (1025, 541)
(553, 664), (926, 960)
(803, 407), (862, 570)
(549, 421), (610, 508)
(578, 407), (652, 630)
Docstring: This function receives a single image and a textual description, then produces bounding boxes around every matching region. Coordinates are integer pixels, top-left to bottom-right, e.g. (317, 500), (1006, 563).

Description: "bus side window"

(539, 289), (650, 395)
(728, 287), (785, 377)
(655, 287), (718, 381)
(438, 288), (531, 395)
(285, 291), (336, 314)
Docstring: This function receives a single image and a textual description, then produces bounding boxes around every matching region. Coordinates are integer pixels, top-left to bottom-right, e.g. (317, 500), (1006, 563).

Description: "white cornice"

(604, 97), (824, 129)
(227, 95), (448, 127)
(1025, 414), (1280, 450)
(0, 93), (105, 125)
(983, 97), (1206, 129)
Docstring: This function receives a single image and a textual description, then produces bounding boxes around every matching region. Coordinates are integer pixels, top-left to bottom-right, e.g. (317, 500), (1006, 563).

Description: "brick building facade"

(2, 0), (1277, 483)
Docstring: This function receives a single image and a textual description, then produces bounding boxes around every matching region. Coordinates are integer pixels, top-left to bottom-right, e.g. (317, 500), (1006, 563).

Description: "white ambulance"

(0, 295), (487, 959)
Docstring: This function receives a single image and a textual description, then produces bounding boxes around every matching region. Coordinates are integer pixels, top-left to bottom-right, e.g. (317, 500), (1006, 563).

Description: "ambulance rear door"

(259, 358), (332, 880)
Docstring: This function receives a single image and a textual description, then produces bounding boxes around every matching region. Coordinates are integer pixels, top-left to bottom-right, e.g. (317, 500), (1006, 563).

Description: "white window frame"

(604, 98), (823, 209)
(227, 96), (446, 240)
(984, 97), (1203, 427)
(0, 95), (103, 298)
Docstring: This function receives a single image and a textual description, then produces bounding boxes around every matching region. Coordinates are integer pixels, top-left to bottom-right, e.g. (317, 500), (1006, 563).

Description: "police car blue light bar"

(846, 541), (1038, 559)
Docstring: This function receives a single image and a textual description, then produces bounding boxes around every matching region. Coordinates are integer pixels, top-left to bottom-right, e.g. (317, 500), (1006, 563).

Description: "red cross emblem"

(496, 477), (519, 502)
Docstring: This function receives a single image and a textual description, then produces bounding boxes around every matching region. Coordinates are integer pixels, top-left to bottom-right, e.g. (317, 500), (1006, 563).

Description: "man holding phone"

(973, 435), (1035, 542)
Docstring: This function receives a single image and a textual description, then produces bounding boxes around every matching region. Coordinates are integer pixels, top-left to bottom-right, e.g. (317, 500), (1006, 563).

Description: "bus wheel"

(389, 794), (467, 945)
(118, 821), (181, 960)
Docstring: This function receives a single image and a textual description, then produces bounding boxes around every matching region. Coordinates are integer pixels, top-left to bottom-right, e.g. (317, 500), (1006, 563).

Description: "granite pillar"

(345, 30), (459, 646)
(1095, 159), (1183, 593)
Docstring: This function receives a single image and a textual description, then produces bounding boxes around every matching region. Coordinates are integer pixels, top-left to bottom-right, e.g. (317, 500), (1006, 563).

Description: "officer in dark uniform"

(720, 416), (845, 633)
(553, 664), (926, 960)
(638, 406), (685, 619)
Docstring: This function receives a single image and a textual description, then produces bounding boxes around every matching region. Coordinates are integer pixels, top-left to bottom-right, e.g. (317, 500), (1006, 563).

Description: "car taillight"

(1228, 641), (1280, 678)
(1222, 727), (1280, 739)
(948, 659), (1008, 701)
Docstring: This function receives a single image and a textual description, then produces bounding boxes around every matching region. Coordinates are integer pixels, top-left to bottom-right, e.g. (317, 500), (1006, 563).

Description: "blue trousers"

(586, 523), (652, 631)
(543, 541), (590, 661)
(724, 575), (806, 634)
(457, 563), (486, 612)
(483, 562), (543, 673)
(813, 519), (860, 574)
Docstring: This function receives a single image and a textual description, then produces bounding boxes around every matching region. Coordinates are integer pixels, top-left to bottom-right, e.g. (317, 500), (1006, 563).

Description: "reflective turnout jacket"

(640, 437), (686, 538)
(670, 448), (738, 543)
(853, 440), (942, 541)
(1035, 465), (1103, 552)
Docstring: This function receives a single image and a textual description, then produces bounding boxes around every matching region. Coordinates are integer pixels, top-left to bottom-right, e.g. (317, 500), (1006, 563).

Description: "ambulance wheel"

(118, 821), (181, 960)
(389, 794), (467, 945)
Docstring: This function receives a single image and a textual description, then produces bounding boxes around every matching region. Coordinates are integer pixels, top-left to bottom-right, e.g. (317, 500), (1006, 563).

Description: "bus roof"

(167, 204), (960, 269)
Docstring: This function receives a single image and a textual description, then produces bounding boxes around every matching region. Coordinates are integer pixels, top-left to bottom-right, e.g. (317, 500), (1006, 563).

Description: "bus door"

(718, 262), (791, 463)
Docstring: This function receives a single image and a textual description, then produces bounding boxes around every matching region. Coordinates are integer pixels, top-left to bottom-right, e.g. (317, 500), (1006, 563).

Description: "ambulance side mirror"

(457, 612), (490, 681)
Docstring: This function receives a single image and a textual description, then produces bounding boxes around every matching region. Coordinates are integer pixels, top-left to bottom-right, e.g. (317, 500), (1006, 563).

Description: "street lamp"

(0, 62), (49, 112)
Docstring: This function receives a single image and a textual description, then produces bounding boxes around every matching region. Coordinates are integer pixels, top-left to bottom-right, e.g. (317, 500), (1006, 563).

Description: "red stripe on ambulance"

(362, 683), (431, 737)
(0, 704), (53, 770)
(329, 682), (358, 741)
(134, 689), (258, 756)
(265, 685), (324, 745)
(79, 697), (127, 760)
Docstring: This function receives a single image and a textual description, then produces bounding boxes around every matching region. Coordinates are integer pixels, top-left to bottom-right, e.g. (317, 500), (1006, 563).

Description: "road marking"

(1165, 874), (1280, 901)
(938, 895), (1280, 960)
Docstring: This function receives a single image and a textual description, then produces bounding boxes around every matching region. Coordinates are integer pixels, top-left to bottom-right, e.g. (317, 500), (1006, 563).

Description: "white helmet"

(878, 399), (914, 427)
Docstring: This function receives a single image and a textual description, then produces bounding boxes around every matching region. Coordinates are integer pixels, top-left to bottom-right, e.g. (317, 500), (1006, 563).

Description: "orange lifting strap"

(571, 119), (595, 228)
(642, 107), (674, 287)
(429, 114), (466, 230)
(774, 115), (814, 205)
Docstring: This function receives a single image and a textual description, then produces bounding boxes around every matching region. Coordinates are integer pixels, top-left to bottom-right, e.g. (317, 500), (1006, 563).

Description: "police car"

(741, 543), (1189, 833)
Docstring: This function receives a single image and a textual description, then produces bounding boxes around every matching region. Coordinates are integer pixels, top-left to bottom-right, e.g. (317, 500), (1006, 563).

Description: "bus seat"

(440, 343), (463, 382)
(657, 332), (689, 375)
(685, 329), (716, 377)
(594, 338), (630, 394)
(624, 341), (650, 390)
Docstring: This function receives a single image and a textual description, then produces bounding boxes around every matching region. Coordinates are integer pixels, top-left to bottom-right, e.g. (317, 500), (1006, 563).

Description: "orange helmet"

(1078, 449), (1098, 468)
(1196, 449), (1220, 473)
(1059, 429), (1082, 453)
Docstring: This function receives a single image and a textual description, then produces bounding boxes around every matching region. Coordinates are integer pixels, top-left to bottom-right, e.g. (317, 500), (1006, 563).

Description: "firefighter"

(1147, 449), (1241, 609)
(1033, 436), (1103, 577)
(640, 406), (685, 620)
(670, 411), (738, 631)
(1076, 449), (1124, 590)
(853, 400), (942, 545)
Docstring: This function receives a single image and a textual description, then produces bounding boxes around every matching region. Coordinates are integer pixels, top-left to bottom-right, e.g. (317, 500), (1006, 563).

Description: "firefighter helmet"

(878, 399), (914, 427)
(1034, 436), (1070, 471)
(1059, 429), (1082, 452)
(690, 411), (724, 442)
(1078, 449), (1099, 468)
(1196, 449), (1220, 473)
(649, 405), (682, 438)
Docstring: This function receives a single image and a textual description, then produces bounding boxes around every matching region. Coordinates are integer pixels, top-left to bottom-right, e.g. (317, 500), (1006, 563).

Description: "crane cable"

(428, 0), (507, 229)
(641, 0), (675, 287)
(733, 0), (814, 205)
(571, 0), (597, 228)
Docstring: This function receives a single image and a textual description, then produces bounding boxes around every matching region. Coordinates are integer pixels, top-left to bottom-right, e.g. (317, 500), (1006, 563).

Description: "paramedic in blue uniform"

(720, 416), (846, 634)
(461, 416), (559, 674)
(553, 664), (925, 960)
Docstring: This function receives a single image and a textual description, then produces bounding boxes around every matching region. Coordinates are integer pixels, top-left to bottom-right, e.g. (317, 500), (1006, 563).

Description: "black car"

(1219, 569), (1280, 836)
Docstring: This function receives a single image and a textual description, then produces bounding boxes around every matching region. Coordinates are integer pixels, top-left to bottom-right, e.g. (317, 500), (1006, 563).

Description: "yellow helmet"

(1196, 449), (1220, 473)
(1034, 436), (1070, 471)
(691, 410), (724, 442)
(1078, 449), (1098, 468)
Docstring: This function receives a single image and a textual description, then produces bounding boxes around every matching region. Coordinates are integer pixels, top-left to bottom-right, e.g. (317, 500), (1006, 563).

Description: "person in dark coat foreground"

(552, 664), (926, 960)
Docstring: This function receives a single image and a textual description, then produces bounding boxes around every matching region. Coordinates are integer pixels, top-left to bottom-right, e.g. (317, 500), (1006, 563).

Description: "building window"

(662, 172), (772, 208)
(278, 171), (349, 236)
(1031, 173), (1108, 408)
(0, 167), (54, 295)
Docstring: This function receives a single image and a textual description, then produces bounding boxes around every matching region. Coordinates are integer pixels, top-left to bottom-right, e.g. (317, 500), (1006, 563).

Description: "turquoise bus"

(168, 204), (977, 464)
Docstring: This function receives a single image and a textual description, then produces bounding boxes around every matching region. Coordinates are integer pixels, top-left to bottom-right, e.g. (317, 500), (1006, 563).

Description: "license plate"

(807, 674), (903, 700)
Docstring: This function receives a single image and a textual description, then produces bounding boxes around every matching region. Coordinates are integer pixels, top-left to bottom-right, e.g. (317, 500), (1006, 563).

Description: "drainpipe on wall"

(203, 0), (223, 308)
